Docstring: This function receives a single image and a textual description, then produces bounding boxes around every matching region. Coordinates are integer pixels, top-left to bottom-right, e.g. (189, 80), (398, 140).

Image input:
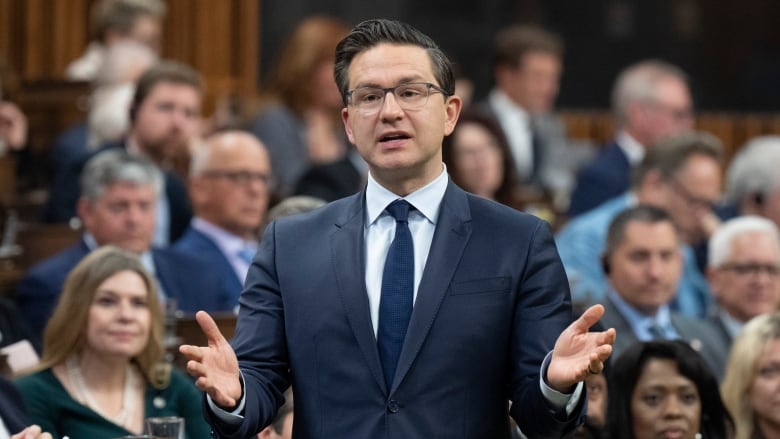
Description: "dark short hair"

(604, 205), (678, 259)
(606, 341), (734, 439)
(129, 60), (202, 123)
(334, 19), (455, 105)
(631, 131), (724, 189)
(492, 24), (563, 69)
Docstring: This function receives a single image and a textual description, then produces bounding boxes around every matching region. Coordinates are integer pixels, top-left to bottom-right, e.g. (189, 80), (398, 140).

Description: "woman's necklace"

(66, 355), (135, 427)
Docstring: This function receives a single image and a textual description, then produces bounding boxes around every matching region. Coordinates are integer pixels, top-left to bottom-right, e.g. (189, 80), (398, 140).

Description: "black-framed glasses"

(669, 178), (718, 211)
(719, 262), (780, 277)
(346, 82), (447, 115)
(201, 170), (271, 187)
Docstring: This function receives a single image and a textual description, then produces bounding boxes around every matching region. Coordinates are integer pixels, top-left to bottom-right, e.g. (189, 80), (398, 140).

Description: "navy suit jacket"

(568, 142), (630, 217)
(14, 240), (234, 343)
(0, 377), (28, 434)
(207, 182), (583, 438)
(42, 140), (192, 242)
(173, 226), (244, 308)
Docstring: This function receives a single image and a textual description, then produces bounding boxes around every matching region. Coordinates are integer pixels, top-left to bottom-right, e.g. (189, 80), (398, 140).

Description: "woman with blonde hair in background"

(722, 311), (780, 439)
(14, 246), (210, 438)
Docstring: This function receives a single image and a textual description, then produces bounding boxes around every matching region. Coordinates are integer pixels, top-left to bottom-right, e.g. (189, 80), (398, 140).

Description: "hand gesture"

(179, 311), (242, 410)
(11, 425), (52, 439)
(546, 304), (616, 392)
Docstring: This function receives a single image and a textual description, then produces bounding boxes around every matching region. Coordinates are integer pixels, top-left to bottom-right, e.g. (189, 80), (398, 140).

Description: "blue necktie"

(238, 248), (256, 264)
(378, 199), (414, 388)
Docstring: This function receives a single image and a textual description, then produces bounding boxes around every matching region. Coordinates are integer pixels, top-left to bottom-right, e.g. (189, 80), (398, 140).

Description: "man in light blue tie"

(180, 19), (615, 438)
(173, 130), (272, 309)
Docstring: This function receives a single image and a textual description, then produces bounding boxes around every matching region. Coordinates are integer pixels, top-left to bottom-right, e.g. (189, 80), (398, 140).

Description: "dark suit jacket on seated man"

(568, 60), (694, 217)
(180, 19), (615, 439)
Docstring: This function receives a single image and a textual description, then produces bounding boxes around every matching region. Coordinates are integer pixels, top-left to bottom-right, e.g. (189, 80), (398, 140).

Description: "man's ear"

(443, 95), (462, 136)
(341, 107), (355, 145)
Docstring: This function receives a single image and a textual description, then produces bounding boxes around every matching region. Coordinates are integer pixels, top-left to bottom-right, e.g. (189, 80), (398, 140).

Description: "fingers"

(11, 424), (45, 439)
(195, 310), (227, 346)
(179, 344), (204, 361)
(194, 377), (237, 409)
(571, 304), (605, 333)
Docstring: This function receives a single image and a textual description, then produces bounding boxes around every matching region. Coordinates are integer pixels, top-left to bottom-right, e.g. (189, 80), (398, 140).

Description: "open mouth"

(379, 132), (411, 143)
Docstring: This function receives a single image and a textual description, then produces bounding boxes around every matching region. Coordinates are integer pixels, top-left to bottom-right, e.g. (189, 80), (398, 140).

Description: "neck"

(78, 349), (130, 390)
(371, 162), (442, 197)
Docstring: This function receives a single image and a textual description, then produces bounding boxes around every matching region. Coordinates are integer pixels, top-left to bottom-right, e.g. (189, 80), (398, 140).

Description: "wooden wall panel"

(0, 0), (258, 107)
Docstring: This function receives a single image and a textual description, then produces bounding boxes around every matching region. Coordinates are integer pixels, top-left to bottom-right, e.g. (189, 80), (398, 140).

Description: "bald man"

(173, 131), (272, 308)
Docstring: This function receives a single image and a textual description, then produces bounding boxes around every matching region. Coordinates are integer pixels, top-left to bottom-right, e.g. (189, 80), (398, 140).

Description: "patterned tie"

(648, 321), (666, 340)
(378, 199), (414, 388)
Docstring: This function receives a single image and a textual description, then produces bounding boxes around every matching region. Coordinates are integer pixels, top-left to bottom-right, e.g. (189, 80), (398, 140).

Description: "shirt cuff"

(206, 371), (246, 424)
(538, 351), (584, 415)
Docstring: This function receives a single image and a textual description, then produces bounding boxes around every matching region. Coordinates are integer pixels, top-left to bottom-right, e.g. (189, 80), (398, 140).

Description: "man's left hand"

(547, 304), (616, 393)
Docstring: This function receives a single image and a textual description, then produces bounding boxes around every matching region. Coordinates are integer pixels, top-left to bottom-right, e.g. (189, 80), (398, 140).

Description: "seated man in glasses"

(556, 131), (724, 318)
(173, 131), (273, 311)
(706, 216), (780, 355)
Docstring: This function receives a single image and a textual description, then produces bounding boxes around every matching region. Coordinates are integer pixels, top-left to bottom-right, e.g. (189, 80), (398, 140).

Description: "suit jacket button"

(387, 399), (399, 413)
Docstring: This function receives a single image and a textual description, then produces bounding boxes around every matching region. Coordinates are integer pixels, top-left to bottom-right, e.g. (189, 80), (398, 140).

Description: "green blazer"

(15, 367), (210, 439)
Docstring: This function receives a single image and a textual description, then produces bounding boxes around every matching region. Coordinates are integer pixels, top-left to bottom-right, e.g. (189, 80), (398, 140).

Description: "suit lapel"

(392, 183), (472, 392)
(331, 192), (387, 393)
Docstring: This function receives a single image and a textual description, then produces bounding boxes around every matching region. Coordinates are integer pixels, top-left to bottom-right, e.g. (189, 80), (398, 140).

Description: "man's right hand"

(179, 310), (243, 410)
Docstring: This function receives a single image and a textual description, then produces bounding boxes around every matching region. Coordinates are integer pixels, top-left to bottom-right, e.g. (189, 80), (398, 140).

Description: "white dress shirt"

(0, 417), (10, 439)
(615, 130), (645, 166)
(488, 89), (534, 180)
(363, 168), (446, 335)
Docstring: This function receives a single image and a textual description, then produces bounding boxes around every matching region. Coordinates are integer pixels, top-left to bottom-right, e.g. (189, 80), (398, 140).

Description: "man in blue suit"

(14, 149), (233, 343)
(174, 130), (272, 310)
(568, 60), (694, 217)
(181, 19), (615, 438)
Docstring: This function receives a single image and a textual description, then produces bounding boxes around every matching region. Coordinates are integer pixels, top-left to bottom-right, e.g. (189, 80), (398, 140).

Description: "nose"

(663, 395), (684, 418)
(379, 90), (404, 121)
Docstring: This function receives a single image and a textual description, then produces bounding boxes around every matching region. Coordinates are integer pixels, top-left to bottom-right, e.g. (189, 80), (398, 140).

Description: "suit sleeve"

(204, 221), (289, 438)
(508, 220), (585, 437)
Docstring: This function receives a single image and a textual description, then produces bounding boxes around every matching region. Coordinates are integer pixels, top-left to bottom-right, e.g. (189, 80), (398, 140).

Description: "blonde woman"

(722, 312), (780, 439)
(14, 246), (210, 438)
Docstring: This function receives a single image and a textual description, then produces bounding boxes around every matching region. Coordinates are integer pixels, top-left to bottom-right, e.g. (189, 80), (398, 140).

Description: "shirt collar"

(192, 217), (257, 256)
(718, 308), (745, 338)
(489, 89), (529, 123)
(365, 164), (449, 226)
(616, 130), (645, 165)
(608, 288), (673, 332)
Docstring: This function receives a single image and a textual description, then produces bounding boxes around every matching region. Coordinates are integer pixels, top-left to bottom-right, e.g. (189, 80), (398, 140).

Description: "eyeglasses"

(346, 82), (447, 115)
(201, 170), (271, 187)
(669, 178), (718, 211)
(719, 262), (780, 277)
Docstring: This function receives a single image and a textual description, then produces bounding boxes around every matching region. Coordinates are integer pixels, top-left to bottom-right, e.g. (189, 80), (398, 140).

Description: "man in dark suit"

(181, 19), (615, 438)
(568, 60), (694, 217)
(14, 149), (233, 343)
(597, 205), (726, 379)
(43, 60), (201, 245)
(174, 131), (273, 309)
(476, 24), (594, 201)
